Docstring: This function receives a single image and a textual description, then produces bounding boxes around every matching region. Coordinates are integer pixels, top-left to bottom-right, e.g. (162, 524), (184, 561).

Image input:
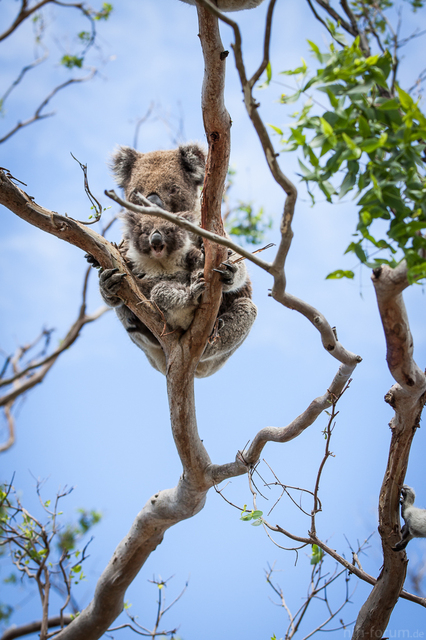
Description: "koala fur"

(393, 485), (426, 551)
(112, 144), (205, 217)
(95, 144), (257, 378)
(179, 0), (266, 11)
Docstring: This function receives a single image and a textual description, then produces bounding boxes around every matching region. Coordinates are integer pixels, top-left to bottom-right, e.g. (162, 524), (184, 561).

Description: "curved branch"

(0, 304), (107, 408)
(0, 404), (15, 453)
(1, 615), (73, 640)
(0, 0), (90, 42)
(373, 263), (425, 391)
(351, 263), (426, 639)
(0, 0), (53, 41)
(0, 170), (170, 349)
(249, 0), (277, 88)
(1, 50), (49, 105)
(0, 72), (96, 145)
(193, 0), (361, 373)
(209, 361), (355, 484)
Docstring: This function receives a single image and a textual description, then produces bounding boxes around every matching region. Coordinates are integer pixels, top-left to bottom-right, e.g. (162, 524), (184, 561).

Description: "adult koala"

(113, 144), (206, 217)
(179, 0), (266, 10)
(95, 144), (257, 378)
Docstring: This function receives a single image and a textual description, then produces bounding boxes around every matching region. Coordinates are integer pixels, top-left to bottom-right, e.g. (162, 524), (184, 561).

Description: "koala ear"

(119, 210), (140, 239)
(179, 143), (206, 186)
(111, 146), (139, 189)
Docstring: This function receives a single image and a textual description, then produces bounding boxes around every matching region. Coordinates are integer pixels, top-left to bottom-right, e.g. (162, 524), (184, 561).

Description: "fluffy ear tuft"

(110, 146), (140, 189)
(119, 210), (140, 240)
(179, 143), (206, 186)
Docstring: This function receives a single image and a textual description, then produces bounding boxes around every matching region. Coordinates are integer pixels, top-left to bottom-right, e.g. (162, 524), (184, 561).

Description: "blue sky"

(1, 1), (426, 638)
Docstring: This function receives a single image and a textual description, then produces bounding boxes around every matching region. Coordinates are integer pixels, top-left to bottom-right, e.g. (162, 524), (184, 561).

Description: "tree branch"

(1, 615), (73, 640)
(0, 72), (96, 145)
(351, 263), (426, 639)
(193, 0), (361, 374)
(0, 170), (171, 350)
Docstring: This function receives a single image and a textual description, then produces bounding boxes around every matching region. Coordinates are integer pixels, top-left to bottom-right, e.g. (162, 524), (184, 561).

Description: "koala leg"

(115, 305), (166, 374)
(99, 268), (127, 307)
(195, 298), (257, 378)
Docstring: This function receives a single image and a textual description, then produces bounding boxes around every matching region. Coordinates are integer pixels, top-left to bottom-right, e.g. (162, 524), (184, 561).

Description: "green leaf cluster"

(0, 484), (102, 616)
(59, 3), (113, 70)
(227, 203), (272, 245)
(274, 38), (426, 282)
(93, 2), (113, 20)
(240, 506), (263, 526)
(0, 603), (13, 623)
(60, 54), (84, 69)
(310, 544), (324, 565)
(224, 167), (272, 245)
(57, 509), (102, 552)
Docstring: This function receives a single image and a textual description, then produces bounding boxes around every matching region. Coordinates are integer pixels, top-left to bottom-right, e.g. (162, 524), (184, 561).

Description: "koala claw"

(85, 253), (101, 269)
(99, 268), (127, 295)
(213, 261), (237, 285)
(190, 278), (206, 300)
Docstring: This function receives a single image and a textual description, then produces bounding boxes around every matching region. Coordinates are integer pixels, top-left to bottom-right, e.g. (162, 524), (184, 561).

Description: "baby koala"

(393, 485), (426, 551)
(98, 210), (205, 360)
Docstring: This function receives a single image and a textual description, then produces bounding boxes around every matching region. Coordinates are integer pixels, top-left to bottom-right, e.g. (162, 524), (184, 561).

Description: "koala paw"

(190, 274), (206, 301)
(213, 260), (238, 287)
(99, 268), (126, 307)
(85, 253), (101, 269)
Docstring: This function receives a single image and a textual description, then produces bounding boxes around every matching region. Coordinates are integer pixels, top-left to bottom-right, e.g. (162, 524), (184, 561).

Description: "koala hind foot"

(213, 261), (238, 286)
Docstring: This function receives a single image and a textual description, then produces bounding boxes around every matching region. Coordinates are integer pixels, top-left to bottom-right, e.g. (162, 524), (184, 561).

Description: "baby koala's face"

(124, 213), (191, 262)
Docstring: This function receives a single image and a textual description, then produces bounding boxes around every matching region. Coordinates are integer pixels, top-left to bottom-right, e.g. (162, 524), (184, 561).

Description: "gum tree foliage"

(271, 38), (426, 282)
(0, 1), (425, 640)
(0, 482), (101, 634)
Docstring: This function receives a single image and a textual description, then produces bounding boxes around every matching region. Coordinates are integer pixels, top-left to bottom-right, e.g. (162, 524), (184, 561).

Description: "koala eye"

(169, 185), (179, 196)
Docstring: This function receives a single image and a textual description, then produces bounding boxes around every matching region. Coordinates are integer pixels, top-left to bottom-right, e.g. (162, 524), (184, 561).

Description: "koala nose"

(150, 231), (164, 248)
(147, 193), (165, 209)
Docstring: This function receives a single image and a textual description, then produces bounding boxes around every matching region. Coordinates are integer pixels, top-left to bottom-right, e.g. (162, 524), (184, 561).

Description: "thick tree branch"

(351, 263), (426, 639)
(0, 170), (172, 352)
(8, 9), (232, 639)
(194, 0), (361, 374)
(209, 361), (355, 483)
(373, 263), (424, 391)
